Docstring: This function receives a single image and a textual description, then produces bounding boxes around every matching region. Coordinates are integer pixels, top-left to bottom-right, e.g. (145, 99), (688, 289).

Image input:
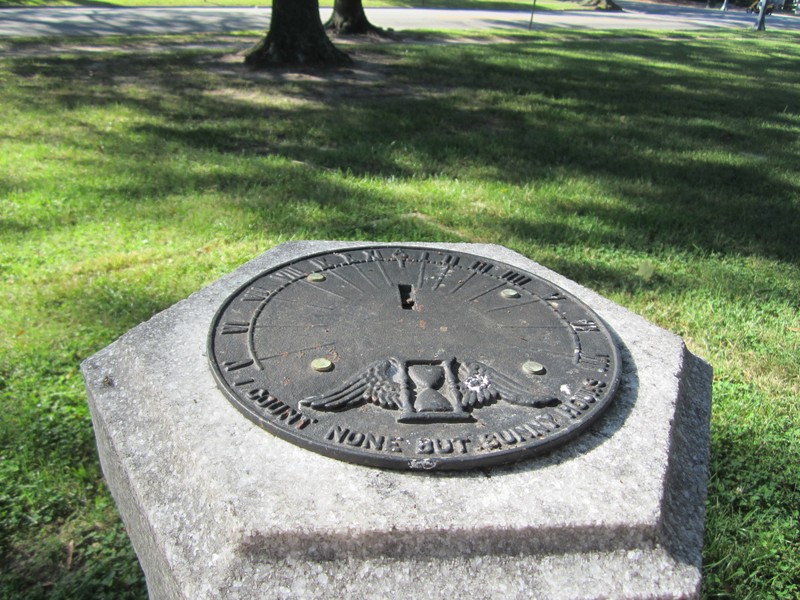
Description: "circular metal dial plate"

(208, 246), (621, 470)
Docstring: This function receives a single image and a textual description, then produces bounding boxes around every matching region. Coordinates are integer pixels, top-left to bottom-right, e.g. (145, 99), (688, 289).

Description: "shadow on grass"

(383, 0), (563, 10)
(2, 34), (799, 600)
(0, 281), (179, 600)
(0, 0), (118, 5)
(8, 37), (798, 268)
(6, 39), (797, 334)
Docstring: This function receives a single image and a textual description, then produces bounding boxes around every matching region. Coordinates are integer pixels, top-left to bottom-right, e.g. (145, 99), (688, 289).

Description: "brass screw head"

(522, 360), (546, 375)
(311, 358), (334, 372)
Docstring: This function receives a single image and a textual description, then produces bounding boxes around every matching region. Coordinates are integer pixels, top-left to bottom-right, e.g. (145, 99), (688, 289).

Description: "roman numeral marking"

(444, 255), (459, 265)
(576, 353), (611, 372)
(308, 258), (331, 270)
(270, 266), (305, 283)
(221, 322), (250, 335)
(362, 249), (384, 262)
(335, 252), (354, 265)
(392, 249), (410, 268)
(501, 270), (532, 286)
(470, 260), (493, 274)
(241, 286), (271, 302)
(432, 255), (459, 290)
(223, 359), (254, 372)
(571, 320), (600, 332)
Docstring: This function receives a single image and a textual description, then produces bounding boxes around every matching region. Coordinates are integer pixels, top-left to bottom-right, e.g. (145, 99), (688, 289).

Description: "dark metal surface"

(208, 246), (621, 470)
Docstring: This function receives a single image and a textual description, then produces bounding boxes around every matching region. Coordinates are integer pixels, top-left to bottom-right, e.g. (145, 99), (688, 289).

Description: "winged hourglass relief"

(299, 357), (561, 424)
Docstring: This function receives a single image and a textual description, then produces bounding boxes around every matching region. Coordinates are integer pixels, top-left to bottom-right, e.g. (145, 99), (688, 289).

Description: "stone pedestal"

(81, 242), (712, 600)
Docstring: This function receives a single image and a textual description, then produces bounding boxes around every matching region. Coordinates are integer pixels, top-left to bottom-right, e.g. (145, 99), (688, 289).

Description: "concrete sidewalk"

(0, 2), (798, 37)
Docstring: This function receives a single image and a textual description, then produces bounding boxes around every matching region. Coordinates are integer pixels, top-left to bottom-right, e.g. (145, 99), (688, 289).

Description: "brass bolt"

(522, 360), (546, 375)
(311, 358), (334, 372)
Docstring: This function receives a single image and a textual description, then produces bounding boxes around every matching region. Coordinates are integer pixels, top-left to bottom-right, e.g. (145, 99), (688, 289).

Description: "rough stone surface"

(82, 242), (712, 600)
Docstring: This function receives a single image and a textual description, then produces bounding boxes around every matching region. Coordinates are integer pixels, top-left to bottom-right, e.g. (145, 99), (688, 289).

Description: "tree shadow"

(0, 0), (117, 5)
(379, 0), (567, 11)
(6, 36), (799, 264)
(4, 36), (799, 600)
(68, 0), (120, 7)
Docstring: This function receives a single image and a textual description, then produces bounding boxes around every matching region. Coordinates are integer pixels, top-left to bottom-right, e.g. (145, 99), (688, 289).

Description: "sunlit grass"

(0, 0), (583, 10)
(1, 31), (799, 599)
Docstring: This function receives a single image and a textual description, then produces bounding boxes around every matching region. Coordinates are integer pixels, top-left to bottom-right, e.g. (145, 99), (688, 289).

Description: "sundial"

(208, 246), (621, 470)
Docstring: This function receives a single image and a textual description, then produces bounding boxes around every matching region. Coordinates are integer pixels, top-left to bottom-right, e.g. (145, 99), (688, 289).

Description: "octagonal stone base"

(81, 242), (712, 600)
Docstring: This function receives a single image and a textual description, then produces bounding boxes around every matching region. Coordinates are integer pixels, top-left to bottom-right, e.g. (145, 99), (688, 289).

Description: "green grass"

(0, 0), (583, 11)
(1, 30), (799, 599)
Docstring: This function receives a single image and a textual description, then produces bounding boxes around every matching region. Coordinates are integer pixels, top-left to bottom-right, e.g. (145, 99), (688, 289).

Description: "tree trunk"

(752, 0), (768, 29)
(324, 0), (383, 35)
(245, 0), (350, 68)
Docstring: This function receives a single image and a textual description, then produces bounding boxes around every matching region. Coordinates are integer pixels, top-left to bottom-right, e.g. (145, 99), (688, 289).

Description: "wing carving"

(457, 361), (557, 409)
(300, 358), (406, 411)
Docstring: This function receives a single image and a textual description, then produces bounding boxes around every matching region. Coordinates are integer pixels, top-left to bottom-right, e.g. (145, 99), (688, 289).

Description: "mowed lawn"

(1, 30), (798, 599)
(0, 0), (583, 10)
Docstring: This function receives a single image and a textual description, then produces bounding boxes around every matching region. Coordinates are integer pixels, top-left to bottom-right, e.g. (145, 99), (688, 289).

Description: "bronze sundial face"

(208, 246), (620, 470)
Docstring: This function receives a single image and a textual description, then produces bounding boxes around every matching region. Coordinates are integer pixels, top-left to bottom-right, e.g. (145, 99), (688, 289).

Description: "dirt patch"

(0, 36), (444, 103)
(0, 30), (694, 103)
(0, 29), (539, 59)
(0, 36), (256, 58)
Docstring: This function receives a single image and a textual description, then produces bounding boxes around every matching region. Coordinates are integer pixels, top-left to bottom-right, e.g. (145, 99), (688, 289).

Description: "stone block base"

(82, 242), (712, 600)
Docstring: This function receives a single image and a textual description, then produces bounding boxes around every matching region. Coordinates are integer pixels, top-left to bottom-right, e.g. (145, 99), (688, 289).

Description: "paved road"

(0, 2), (798, 37)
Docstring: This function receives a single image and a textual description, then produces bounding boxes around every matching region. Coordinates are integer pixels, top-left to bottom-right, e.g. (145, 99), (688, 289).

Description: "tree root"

(244, 32), (351, 68)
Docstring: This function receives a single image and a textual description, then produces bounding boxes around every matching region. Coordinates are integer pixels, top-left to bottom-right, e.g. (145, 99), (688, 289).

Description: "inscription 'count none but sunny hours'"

(208, 246), (621, 470)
